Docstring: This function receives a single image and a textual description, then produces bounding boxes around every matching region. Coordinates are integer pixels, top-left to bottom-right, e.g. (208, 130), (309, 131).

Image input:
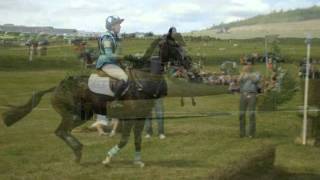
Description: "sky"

(0, 0), (319, 34)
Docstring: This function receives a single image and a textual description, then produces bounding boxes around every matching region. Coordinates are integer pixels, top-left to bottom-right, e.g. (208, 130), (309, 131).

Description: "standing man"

(239, 58), (261, 138)
(145, 98), (166, 139)
(25, 39), (32, 61)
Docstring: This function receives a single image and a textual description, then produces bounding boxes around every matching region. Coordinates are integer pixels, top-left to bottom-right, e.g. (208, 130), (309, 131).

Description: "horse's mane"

(123, 37), (163, 71)
(123, 34), (188, 69)
(123, 55), (149, 70)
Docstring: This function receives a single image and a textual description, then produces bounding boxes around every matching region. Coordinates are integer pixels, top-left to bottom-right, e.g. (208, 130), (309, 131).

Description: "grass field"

(0, 38), (320, 179)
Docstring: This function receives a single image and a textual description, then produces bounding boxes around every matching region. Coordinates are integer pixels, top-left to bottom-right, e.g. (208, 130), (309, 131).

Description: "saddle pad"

(88, 74), (115, 96)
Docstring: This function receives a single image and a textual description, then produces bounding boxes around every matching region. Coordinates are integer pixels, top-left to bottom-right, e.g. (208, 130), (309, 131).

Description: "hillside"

(188, 19), (320, 39)
(213, 5), (320, 29)
(187, 6), (320, 39)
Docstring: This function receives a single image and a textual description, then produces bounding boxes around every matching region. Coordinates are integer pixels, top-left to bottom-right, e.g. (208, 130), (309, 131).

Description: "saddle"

(88, 69), (140, 98)
(88, 73), (116, 97)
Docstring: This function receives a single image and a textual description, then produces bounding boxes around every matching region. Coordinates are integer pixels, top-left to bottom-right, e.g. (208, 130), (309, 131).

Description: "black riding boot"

(111, 80), (129, 108)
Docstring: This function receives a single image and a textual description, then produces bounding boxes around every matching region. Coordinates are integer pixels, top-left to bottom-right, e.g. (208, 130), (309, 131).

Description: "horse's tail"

(2, 86), (56, 127)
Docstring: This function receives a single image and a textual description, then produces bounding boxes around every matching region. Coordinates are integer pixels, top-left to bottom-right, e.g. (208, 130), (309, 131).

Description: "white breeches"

(102, 64), (128, 81)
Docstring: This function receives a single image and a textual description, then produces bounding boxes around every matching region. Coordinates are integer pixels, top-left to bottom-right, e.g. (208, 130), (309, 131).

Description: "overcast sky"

(0, 0), (319, 34)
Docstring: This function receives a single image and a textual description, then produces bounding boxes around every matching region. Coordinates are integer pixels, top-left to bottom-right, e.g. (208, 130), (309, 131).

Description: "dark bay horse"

(1, 37), (171, 164)
(1, 35), (229, 164)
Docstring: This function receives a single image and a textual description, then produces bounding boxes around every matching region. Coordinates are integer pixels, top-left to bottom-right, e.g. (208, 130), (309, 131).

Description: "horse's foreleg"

(55, 120), (83, 163)
(110, 118), (119, 137)
(133, 119), (145, 153)
(133, 119), (146, 167)
(180, 97), (184, 107)
(103, 119), (133, 165)
(118, 119), (134, 149)
(191, 97), (196, 106)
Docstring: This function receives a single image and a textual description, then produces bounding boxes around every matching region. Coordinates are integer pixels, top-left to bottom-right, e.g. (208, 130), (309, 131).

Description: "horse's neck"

(128, 68), (155, 81)
(141, 37), (162, 61)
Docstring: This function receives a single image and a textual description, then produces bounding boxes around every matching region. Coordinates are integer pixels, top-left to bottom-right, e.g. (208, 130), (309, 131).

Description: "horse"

(1, 37), (179, 164)
(2, 35), (230, 164)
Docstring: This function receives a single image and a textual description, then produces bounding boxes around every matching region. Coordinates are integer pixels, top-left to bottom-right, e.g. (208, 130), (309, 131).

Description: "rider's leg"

(101, 64), (128, 105)
(101, 64), (128, 81)
(113, 79), (129, 98)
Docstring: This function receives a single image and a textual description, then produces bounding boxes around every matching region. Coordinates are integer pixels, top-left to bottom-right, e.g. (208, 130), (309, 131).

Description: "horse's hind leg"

(55, 119), (83, 163)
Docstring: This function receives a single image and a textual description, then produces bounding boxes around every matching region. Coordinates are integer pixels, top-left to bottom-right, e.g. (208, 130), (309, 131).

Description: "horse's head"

(159, 33), (192, 70)
(123, 34), (192, 75)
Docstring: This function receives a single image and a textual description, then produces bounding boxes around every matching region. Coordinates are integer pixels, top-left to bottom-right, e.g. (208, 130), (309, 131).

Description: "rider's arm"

(101, 36), (116, 58)
(102, 36), (124, 63)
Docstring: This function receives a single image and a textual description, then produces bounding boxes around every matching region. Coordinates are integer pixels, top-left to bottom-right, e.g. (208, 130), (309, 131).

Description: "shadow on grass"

(80, 160), (103, 167)
(144, 159), (205, 168)
(165, 131), (195, 138)
(80, 159), (205, 168)
(257, 131), (289, 139)
(224, 168), (320, 180)
(273, 168), (320, 180)
(278, 173), (320, 180)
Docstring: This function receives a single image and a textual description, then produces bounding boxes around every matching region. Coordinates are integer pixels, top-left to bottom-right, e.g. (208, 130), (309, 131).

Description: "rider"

(96, 16), (128, 103)
(92, 16), (128, 134)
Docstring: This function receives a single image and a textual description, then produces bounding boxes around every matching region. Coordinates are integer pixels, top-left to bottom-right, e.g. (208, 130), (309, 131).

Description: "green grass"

(0, 70), (320, 179)
(0, 39), (320, 179)
(2, 37), (320, 72)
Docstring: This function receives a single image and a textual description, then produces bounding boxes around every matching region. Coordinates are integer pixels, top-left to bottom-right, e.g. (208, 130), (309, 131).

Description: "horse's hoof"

(133, 160), (145, 168)
(109, 131), (116, 137)
(99, 132), (108, 136)
(74, 150), (82, 164)
(102, 156), (111, 166)
(74, 155), (81, 164)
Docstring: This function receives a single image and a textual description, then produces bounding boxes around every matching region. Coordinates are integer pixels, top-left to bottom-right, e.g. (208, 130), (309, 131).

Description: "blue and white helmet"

(105, 16), (124, 30)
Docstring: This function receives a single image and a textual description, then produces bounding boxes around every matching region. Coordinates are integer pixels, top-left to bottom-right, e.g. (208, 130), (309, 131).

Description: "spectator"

(145, 98), (166, 139)
(238, 59), (261, 138)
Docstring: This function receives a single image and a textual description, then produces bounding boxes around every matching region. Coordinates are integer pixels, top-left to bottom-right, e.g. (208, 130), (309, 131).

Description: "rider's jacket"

(96, 31), (120, 69)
